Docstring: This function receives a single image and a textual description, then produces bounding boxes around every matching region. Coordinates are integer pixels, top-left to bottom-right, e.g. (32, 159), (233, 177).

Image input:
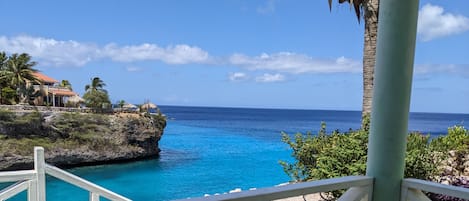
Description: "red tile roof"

(33, 72), (58, 84)
(48, 88), (77, 96)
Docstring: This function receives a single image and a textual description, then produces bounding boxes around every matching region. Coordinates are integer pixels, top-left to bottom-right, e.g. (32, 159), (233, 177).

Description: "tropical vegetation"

(0, 109), (166, 157)
(280, 123), (469, 199)
(83, 77), (111, 110)
(0, 52), (41, 104)
(117, 100), (126, 109)
(329, 0), (379, 127)
(0, 52), (140, 114)
(59, 80), (72, 90)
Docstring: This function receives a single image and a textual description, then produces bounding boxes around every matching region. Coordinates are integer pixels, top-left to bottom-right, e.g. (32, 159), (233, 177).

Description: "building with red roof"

(31, 72), (80, 107)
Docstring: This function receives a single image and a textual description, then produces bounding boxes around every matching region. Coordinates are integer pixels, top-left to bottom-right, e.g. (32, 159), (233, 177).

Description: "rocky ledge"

(0, 109), (166, 171)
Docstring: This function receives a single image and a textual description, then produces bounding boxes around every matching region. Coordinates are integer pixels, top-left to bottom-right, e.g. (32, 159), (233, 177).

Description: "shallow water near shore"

(6, 106), (469, 201)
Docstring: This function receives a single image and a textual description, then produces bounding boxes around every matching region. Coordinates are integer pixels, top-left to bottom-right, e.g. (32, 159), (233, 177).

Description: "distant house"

(32, 72), (78, 107)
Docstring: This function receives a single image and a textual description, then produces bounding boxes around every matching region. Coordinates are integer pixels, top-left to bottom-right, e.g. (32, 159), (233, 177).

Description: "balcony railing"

(0, 147), (131, 201)
(2, 147), (469, 201)
(176, 177), (469, 201)
(174, 176), (373, 201)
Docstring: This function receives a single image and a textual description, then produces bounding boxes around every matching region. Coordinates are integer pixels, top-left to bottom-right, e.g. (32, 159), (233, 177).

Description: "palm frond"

(328, 0), (365, 23)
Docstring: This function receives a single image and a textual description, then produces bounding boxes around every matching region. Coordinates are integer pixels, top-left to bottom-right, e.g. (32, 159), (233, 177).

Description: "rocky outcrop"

(0, 110), (166, 170)
(435, 150), (469, 185)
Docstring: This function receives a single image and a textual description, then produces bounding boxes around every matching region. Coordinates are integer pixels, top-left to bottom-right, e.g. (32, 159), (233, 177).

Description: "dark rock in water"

(0, 110), (166, 171)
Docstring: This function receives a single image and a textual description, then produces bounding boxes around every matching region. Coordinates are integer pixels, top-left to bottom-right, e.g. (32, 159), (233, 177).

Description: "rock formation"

(0, 109), (166, 170)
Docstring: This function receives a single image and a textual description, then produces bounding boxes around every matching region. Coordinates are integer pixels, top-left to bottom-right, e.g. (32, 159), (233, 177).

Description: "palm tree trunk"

(361, 0), (379, 129)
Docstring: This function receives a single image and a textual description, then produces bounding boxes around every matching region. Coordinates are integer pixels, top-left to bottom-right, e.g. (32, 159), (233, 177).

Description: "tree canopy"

(83, 77), (110, 109)
(0, 52), (40, 104)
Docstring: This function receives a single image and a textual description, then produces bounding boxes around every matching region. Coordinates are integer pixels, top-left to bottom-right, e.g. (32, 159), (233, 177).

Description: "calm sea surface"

(8, 106), (469, 201)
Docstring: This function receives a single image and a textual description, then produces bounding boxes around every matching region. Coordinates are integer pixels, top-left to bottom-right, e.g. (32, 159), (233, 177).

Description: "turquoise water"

(5, 106), (469, 201)
(40, 123), (291, 201)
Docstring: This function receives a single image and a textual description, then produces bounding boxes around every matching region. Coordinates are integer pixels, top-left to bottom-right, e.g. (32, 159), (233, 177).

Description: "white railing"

(3, 147), (469, 201)
(174, 176), (373, 201)
(0, 147), (131, 201)
(401, 178), (469, 201)
(176, 177), (469, 201)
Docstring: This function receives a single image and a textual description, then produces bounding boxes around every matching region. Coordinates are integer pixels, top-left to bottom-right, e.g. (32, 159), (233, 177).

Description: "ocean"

(6, 106), (469, 201)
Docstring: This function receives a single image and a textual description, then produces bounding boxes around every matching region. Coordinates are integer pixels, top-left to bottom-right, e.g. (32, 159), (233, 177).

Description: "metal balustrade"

(0, 147), (131, 201)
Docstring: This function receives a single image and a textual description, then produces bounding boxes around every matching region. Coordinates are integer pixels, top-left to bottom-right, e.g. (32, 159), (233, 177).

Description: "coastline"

(0, 107), (166, 171)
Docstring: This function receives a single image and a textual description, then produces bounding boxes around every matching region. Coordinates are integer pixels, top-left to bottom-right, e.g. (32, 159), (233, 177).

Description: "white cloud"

(255, 73), (285, 83)
(418, 4), (469, 41)
(0, 35), (98, 66)
(0, 35), (211, 67)
(0, 35), (363, 76)
(229, 52), (361, 74)
(415, 64), (469, 76)
(228, 72), (249, 81)
(257, 0), (276, 14)
(103, 43), (210, 64)
(126, 66), (142, 72)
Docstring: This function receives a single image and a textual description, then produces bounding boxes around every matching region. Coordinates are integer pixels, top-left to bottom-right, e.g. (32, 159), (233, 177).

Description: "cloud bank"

(1, 35), (466, 78)
(415, 64), (469, 77)
(229, 53), (361, 74)
(418, 4), (469, 41)
(0, 35), (361, 75)
(0, 35), (211, 67)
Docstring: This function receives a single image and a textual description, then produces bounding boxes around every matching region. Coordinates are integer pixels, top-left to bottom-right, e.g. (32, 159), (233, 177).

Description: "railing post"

(28, 180), (38, 201)
(34, 147), (46, 201)
(365, 0), (420, 201)
(90, 192), (100, 201)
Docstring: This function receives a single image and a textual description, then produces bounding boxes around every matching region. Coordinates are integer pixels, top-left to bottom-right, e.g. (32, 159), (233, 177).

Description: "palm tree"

(329, 0), (379, 129)
(83, 77), (110, 110)
(0, 52), (7, 72)
(0, 52), (8, 104)
(59, 80), (73, 90)
(118, 100), (125, 109)
(85, 77), (106, 93)
(5, 53), (39, 103)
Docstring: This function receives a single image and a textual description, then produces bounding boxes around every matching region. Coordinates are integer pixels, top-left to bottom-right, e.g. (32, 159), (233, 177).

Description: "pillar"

(365, 0), (420, 201)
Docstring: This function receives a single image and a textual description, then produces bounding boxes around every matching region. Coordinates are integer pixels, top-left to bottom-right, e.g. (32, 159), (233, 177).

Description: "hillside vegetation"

(0, 109), (166, 170)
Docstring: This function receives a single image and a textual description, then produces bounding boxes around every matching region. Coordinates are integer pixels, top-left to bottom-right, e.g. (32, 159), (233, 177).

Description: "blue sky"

(0, 0), (468, 113)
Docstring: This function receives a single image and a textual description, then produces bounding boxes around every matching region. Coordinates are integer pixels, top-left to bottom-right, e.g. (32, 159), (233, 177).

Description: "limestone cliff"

(0, 109), (166, 170)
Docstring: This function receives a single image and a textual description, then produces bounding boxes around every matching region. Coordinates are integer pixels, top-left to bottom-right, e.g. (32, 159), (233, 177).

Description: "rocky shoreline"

(0, 109), (166, 171)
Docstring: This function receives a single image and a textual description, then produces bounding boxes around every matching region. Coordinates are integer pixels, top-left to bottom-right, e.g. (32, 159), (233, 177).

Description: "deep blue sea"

(6, 106), (469, 201)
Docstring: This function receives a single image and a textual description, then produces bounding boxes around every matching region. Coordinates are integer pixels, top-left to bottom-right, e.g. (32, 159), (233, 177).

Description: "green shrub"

(1, 87), (17, 104)
(0, 109), (15, 121)
(150, 112), (167, 131)
(52, 113), (110, 140)
(405, 132), (437, 180)
(0, 111), (44, 137)
(279, 122), (329, 182)
(430, 125), (468, 153)
(280, 123), (439, 199)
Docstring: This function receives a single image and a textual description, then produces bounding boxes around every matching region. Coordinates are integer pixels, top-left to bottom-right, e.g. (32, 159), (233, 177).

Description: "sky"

(0, 0), (468, 113)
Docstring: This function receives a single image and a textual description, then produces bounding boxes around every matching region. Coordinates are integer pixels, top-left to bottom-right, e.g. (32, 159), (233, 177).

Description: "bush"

(1, 87), (17, 104)
(430, 125), (468, 153)
(150, 112), (167, 131)
(0, 110), (45, 137)
(280, 123), (439, 199)
(51, 113), (110, 140)
(405, 132), (437, 180)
